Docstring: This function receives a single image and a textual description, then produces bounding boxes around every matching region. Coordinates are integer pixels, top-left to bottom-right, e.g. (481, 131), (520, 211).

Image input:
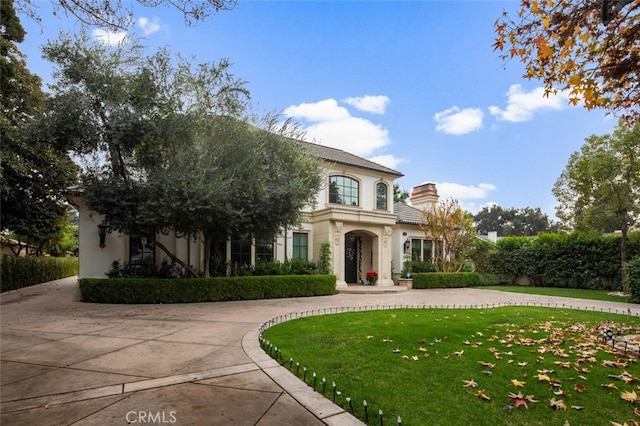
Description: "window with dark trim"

(376, 182), (388, 210)
(329, 175), (359, 206)
(410, 238), (434, 262)
(129, 235), (155, 266)
(256, 239), (274, 262)
(292, 232), (308, 260)
(231, 236), (251, 265)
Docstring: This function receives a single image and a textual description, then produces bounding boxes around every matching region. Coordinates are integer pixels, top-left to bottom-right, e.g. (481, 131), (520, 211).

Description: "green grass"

(263, 307), (639, 426)
(480, 286), (630, 303)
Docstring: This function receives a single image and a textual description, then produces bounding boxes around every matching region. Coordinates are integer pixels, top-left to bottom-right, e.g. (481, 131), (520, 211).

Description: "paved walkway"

(1, 277), (638, 426)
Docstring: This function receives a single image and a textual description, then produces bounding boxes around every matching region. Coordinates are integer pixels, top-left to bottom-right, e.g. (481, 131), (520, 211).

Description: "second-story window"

(329, 175), (359, 206)
(376, 182), (388, 210)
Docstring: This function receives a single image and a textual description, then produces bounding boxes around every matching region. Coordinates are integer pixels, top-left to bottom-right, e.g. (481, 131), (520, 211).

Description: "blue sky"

(19, 1), (618, 219)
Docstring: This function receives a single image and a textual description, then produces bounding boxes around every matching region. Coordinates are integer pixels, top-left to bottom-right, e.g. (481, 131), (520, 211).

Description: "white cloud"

(137, 17), (162, 35)
(368, 154), (406, 170)
(433, 107), (483, 135)
(284, 99), (350, 122)
(489, 84), (570, 122)
(284, 98), (394, 158)
(92, 28), (128, 46)
(435, 182), (497, 200)
(342, 95), (389, 114)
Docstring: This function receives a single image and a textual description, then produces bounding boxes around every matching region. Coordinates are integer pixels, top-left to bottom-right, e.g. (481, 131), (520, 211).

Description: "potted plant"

(365, 271), (378, 286)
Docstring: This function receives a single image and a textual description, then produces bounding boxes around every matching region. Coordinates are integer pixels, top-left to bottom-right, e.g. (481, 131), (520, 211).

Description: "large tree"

(474, 205), (557, 236)
(420, 198), (476, 272)
(42, 34), (322, 277)
(1, 0), (79, 254)
(553, 120), (640, 292)
(494, 0), (640, 123)
(15, 0), (235, 29)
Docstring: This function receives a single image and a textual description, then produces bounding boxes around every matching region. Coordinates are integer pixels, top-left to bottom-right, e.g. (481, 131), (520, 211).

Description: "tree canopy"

(494, 0), (640, 122)
(1, 0), (79, 254)
(42, 34), (322, 276)
(420, 198), (476, 272)
(553, 119), (640, 292)
(473, 205), (557, 236)
(15, 0), (236, 29)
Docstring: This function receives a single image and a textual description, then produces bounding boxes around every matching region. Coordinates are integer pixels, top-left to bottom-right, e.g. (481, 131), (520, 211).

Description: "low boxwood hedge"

(79, 274), (337, 304)
(412, 272), (499, 289)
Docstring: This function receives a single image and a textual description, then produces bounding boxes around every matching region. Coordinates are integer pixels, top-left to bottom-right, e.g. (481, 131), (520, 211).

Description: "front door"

(345, 234), (358, 283)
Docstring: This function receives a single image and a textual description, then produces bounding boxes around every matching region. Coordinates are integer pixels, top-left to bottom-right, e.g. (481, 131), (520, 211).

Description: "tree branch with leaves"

(494, 0), (640, 122)
(420, 198), (476, 273)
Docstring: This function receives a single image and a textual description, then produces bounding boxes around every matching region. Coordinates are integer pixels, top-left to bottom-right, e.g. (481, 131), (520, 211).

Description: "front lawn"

(263, 307), (638, 425)
(480, 286), (630, 303)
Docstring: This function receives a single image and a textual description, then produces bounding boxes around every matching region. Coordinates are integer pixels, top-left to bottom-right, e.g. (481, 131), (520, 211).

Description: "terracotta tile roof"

(295, 140), (403, 177)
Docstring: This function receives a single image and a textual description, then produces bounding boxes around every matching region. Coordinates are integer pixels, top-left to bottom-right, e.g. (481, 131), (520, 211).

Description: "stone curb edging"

(242, 326), (365, 426)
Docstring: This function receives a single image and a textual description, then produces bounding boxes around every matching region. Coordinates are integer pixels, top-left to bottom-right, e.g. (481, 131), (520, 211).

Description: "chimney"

(410, 182), (439, 211)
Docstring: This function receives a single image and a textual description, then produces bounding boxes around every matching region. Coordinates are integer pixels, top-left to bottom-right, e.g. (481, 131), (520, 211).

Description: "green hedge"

(487, 232), (640, 290)
(626, 255), (640, 303)
(1, 256), (79, 292)
(412, 272), (499, 289)
(79, 274), (337, 303)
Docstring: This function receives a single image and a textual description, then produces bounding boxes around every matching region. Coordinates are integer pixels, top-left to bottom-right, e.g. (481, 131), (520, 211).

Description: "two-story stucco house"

(71, 140), (440, 289)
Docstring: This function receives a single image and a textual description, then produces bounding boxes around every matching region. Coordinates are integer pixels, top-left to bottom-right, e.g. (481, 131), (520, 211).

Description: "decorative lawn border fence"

(259, 302), (640, 425)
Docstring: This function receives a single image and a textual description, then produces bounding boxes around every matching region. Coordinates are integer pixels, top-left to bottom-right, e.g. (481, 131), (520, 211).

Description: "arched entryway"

(344, 231), (377, 284)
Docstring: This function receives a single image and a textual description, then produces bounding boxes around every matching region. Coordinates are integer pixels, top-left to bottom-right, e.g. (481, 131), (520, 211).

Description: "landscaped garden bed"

(263, 306), (639, 425)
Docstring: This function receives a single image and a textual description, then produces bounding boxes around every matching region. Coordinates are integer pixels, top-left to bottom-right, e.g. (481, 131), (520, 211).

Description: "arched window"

(376, 182), (388, 210)
(329, 175), (359, 206)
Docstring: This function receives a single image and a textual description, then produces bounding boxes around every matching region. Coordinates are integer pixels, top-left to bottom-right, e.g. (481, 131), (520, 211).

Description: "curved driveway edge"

(2, 277), (638, 426)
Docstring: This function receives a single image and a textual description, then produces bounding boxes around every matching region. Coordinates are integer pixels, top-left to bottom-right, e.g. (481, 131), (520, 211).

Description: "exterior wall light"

(403, 238), (410, 252)
(98, 221), (108, 248)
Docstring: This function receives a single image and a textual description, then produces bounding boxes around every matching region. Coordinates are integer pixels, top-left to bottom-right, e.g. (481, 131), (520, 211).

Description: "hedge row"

(412, 272), (500, 289)
(626, 256), (640, 303)
(1, 256), (79, 292)
(79, 274), (337, 303)
(487, 232), (640, 290)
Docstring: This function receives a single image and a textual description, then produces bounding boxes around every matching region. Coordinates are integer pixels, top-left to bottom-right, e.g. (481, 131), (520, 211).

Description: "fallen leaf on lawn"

(536, 373), (551, 382)
(392, 348), (401, 353)
(555, 361), (571, 369)
(453, 350), (464, 357)
(571, 405), (583, 410)
(549, 397), (567, 410)
(463, 379), (478, 388)
(554, 389), (569, 396)
(366, 335), (374, 339)
(601, 383), (619, 390)
(621, 390), (640, 403)
(508, 392), (537, 409)
(463, 340), (471, 345)
(511, 379), (526, 388)
(411, 355), (419, 361)
(518, 362), (528, 367)
(418, 347), (428, 352)
(478, 361), (495, 369)
(383, 338), (393, 343)
(401, 355), (409, 359)
(475, 389), (490, 400)
(481, 370), (493, 377)
(574, 384), (586, 393)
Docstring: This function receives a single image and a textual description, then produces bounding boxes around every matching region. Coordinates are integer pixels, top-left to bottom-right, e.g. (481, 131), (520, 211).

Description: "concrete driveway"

(1, 277), (638, 425)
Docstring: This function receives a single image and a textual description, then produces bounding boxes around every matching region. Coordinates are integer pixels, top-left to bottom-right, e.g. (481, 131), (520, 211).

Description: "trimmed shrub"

(626, 255), (640, 303)
(79, 274), (337, 304)
(412, 272), (498, 289)
(1, 256), (78, 292)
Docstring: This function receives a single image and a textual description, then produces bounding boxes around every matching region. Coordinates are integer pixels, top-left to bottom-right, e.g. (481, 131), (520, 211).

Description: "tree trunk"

(202, 234), (212, 278)
(151, 238), (200, 278)
(621, 222), (629, 293)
